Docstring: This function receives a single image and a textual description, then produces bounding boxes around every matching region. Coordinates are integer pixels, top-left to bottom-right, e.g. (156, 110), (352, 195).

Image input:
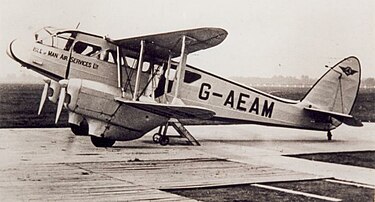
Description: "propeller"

(55, 41), (73, 123)
(38, 79), (51, 115)
(55, 80), (68, 124)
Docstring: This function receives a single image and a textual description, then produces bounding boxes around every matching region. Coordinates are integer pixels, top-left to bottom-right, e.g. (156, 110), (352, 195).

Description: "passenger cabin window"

(100, 50), (116, 64)
(142, 62), (150, 72)
(184, 70), (201, 83)
(73, 41), (101, 57)
(108, 51), (116, 63)
(96, 49), (117, 64)
(167, 64), (178, 80)
(125, 57), (138, 69)
(63, 33), (77, 51)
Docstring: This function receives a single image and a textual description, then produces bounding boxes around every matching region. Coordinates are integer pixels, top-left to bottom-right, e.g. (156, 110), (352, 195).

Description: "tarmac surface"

(0, 123), (374, 201)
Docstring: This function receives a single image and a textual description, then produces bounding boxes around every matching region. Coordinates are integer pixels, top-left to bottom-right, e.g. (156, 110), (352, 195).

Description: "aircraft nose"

(6, 38), (32, 66)
(6, 39), (16, 60)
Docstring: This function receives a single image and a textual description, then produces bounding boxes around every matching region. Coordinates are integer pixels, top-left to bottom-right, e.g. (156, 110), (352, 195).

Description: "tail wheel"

(90, 136), (115, 147)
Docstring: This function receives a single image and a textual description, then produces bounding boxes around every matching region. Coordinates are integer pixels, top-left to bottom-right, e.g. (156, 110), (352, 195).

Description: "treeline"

(231, 76), (375, 88)
(1, 72), (374, 88)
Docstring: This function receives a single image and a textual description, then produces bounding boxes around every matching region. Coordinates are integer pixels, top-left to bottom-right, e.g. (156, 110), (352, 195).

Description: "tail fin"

(302, 56), (361, 117)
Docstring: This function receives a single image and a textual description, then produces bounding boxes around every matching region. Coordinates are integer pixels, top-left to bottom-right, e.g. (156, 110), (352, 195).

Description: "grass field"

(256, 86), (375, 122)
(0, 84), (68, 128)
(286, 150), (375, 169)
(0, 84), (373, 128)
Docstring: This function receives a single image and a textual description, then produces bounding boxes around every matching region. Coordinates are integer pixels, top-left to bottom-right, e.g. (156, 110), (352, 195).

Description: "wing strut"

(133, 40), (145, 101)
(116, 46), (122, 88)
(116, 46), (124, 97)
(163, 54), (172, 103)
(172, 35), (188, 104)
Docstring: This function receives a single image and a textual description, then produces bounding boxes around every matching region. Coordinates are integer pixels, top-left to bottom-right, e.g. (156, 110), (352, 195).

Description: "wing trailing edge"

(115, 97), (215, 120)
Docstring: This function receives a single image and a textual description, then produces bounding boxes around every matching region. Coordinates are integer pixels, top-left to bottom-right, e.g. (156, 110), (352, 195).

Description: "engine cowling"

(48, 80), (61, 103)
(60, 78), (167, 141)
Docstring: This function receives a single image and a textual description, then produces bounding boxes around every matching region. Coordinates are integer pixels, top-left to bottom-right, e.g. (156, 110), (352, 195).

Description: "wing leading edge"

(115, 97), (215, 120)
(113, 27), (228, 59)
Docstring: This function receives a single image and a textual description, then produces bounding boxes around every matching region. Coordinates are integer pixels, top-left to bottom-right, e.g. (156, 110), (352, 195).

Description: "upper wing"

(115, 97), (215, 120)
(113, 27), (228, 59)
(304, 107), (363, 127)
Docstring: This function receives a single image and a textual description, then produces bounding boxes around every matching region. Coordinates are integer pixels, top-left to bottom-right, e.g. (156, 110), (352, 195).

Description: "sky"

(1, 0), (374, 82)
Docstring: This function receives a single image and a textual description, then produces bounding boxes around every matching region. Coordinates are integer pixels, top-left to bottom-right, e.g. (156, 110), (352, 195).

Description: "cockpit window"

(35, 30), (53, 46)
(54, 33), (71, 50)
(34, 27), (74, 50)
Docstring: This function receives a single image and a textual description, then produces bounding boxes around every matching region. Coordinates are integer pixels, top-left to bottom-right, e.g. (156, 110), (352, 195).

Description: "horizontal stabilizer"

(115, 97), (215, 120)
(304, 107), (363, 127)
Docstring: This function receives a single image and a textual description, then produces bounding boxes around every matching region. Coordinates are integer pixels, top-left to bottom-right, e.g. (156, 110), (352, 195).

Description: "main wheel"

(159, 136), (169, 146)
(153, 133), (161, 143)
(90, 136), (116, 147)
(70, 121), (89, 136)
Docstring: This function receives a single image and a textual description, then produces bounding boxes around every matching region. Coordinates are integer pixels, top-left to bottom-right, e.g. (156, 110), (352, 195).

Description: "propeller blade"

(38, 81), (50, 115)
(55, 87), (66, 124)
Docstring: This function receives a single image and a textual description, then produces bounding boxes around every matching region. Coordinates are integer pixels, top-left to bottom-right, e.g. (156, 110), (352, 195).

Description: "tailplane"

(302, 56), (362, 126)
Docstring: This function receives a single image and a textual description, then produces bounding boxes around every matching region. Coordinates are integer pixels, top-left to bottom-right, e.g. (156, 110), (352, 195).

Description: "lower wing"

(115, 97), (215, 120)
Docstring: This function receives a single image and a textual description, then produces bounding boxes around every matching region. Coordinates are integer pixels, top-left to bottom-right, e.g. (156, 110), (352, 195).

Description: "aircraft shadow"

(111, 140), (192, 149)
(199, 139), (346, 144)
(140, 140), (193, 146)
(111, 145), (161, 149)
(110, 139), (346, 149)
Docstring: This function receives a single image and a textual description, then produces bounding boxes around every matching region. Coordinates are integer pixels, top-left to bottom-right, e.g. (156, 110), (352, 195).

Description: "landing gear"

(159, 136), (170, 146)
(90, 136), (116, 147)
(153, 133), (161, 143)
(153, 133), (169, 145)
(153, 122), (170, 146)
(327, 131), (332, 141)
(69, 120), (89, 136)
(152, 120), (200, 146)
(152, 125), (163, 144)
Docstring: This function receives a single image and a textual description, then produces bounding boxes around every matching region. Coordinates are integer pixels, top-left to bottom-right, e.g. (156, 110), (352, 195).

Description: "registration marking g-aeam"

(198, 82), (275, 118)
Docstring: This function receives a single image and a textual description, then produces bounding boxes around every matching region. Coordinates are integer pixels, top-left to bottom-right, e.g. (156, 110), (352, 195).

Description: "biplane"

(7, 26), (362, 147)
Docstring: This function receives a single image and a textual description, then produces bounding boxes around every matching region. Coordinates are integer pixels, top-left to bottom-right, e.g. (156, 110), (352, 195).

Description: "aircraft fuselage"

(8, 27), (354, 144)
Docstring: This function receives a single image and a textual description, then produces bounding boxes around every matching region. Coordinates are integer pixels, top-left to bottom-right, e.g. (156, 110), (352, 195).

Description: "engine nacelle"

(69, 112), (89, 136)
(62, 78), (167, 141)
(68, 111), (84, 126)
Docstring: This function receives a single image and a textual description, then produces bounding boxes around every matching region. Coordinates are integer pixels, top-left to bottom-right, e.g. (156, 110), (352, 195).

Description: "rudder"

(302, 56), (361, 115)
